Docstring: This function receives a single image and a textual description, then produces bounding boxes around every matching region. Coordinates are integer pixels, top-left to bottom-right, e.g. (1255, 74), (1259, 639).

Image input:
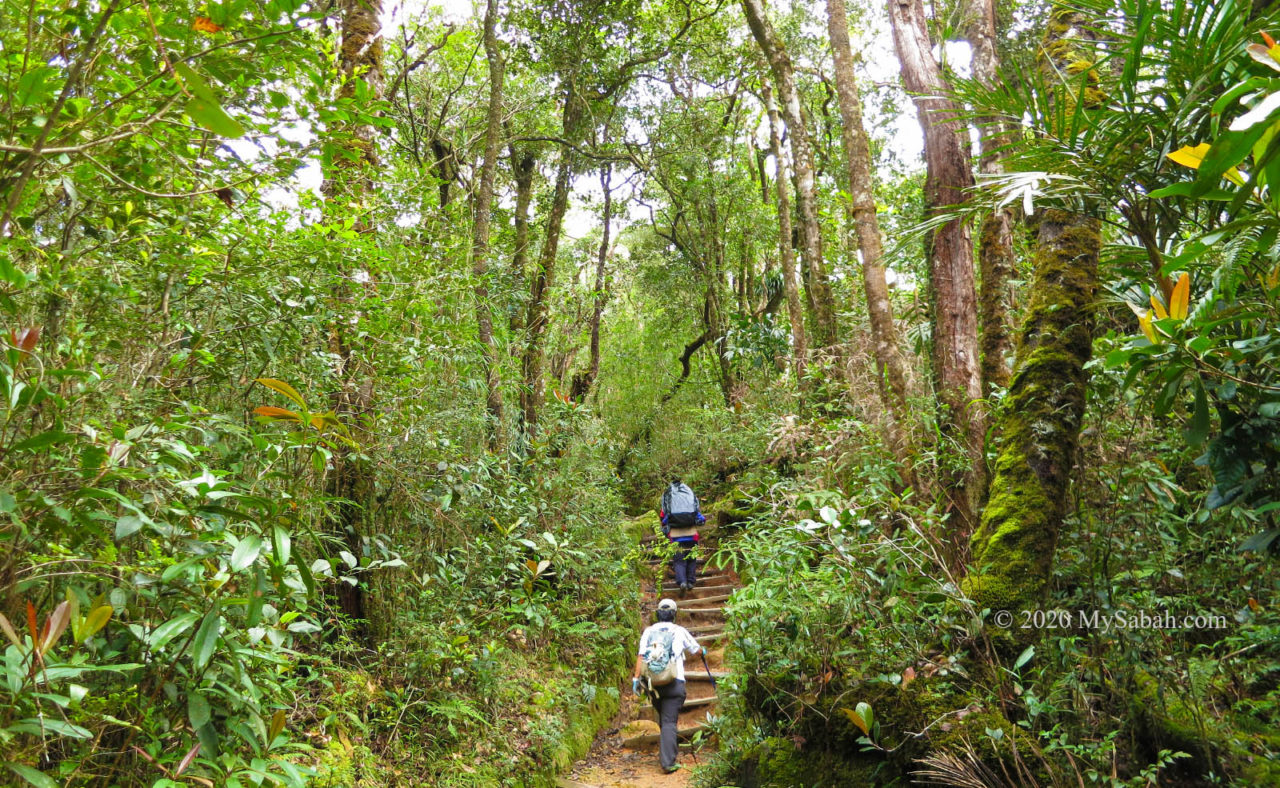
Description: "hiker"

(632, 598), (705, 774)
(658, 476), (705, 592)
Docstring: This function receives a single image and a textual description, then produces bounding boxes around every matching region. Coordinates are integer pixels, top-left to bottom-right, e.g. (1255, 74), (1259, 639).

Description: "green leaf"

(12, 431), (75, 452)
(115, 514), (145, 540)
(148, 612), (200, 651)
(10, 718), (92, 739)
(855, 701), (874, 733)
(272, 526), (291, 566)
(1014, 645), (1035, 670)
(192, 606), (222, 670)
(255, 378), (307, 408)
(6, 763), (59, 788)
(186, 97), (244, 139)
(1194, 125), (1270, 196)
(188, 691), (212, 730)
(230, 535), (263, 572)
(1185, 379), (1210, 447)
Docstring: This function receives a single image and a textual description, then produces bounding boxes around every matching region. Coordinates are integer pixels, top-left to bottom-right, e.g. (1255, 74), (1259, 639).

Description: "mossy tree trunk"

(826, 0), (915, 482)
(472, 0), (505, 450)
(320, 0), (384, 634)
(507, 143), (537, 335)
(964, 208), (1098, 629)
(743, 0), (839, 349)
(887, 0), (985, 541)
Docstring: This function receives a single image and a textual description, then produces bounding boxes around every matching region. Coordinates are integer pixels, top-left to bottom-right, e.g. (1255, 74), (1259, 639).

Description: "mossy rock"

(630, 509), (663, 540)
(730, 736), (889, 788)
(707, 487), (767, 527)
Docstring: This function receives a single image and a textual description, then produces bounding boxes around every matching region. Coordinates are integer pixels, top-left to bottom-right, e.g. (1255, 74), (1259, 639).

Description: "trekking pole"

(700, 650), (717, 689)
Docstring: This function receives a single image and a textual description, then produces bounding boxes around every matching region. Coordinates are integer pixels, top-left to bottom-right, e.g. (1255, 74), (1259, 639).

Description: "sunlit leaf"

(1169, 273), (1190, 320)
(254, 378), (307, 407)
(1138, 311), (1159, 344)
(1167, 143), (1210, 169)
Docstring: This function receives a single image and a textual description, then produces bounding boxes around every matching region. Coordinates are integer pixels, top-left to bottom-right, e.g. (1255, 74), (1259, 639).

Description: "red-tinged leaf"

(0, 612), (21, 647)
(41, 600), (71, 655)
(254, 405), (300, 421)
(131, 745), (158, 765)
(26, 601), (38, 643)
(254, 378), (307, 407)
(12, 326), (40, 352)
(175, 743), (201, 775)
(1265, 31), (1277, 48)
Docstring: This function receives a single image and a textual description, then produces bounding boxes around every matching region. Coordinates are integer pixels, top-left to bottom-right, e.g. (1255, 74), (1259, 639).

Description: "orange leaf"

(1265, 31), (1277, 48)
(1149, 294), (1168, 320)
(193, 16), (222, 33)
(1169, 273), (1190, 320)
(254, 405), (300, 421)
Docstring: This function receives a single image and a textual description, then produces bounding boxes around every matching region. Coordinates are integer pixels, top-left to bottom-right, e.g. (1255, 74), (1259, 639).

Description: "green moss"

(967, 210), (1099, 647)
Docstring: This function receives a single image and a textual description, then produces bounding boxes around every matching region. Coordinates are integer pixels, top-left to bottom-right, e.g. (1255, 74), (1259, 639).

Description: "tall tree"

(519, 85), (581, 435)
(826, 0), (915, 477)
(966, 0), (1015, 395)
(742, 0), (840, 349)
(964, 5), (1101, 635)
(320, 0), (385, 631)
(763, 79), (808, 384)
(887, 0), (984, 535)
(472, 0), (506, 449)
(571, 162), (614, 403)
(507, 143), (538, 334)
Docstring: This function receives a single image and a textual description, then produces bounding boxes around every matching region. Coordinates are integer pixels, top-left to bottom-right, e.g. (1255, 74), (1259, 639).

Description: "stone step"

(620, 723), (710, 749)
(686, 671), (729, 683)
(686, 623), (725, 636)
(662, 582), (735, 595)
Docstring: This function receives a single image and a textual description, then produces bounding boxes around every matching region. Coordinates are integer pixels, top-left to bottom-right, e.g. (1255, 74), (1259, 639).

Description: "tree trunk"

(571, 162), (612, 403)
(965, 5), (1102, 644)
(964, 208), (1099, 636)
(320, 0), (384, 635)
(743, 0), (839, 349)
(507, 144), (536, 335)
(472, 0), (505, 450)
(887, 0), (984, 538)
(826, 0), (915, 478)
(520, 90), (581, 435)
(967, 0), (1015, 396)
(763, 79), (808, 383)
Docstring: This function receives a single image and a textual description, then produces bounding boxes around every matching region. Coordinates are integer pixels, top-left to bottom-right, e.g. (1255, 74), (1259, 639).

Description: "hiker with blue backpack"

(659, 477), (705, 593)
(632, 598), (706, 774)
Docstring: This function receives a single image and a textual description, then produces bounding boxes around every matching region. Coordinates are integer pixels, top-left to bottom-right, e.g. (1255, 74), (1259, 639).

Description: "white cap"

(657, 598), (677, 611)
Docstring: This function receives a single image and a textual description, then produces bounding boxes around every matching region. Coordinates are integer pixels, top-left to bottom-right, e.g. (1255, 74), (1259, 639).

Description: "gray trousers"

(649, 679), (686, 770)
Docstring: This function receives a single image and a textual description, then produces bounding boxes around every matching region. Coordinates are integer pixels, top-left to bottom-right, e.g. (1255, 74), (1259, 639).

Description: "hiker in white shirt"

(631, 598), (704, 774)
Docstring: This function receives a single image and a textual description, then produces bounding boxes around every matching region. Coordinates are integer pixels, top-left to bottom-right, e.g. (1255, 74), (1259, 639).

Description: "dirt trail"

(558, 529), (740, 788)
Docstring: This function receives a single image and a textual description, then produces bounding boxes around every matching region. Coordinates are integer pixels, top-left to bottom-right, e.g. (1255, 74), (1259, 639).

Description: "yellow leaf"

(1167, 143), (1211, 170)
(254, 405), (300, 421)
(1139, 311), (1159, 344)
(1170, 273), (1190, 320)
(840, 706), (869, 735)
(1224, 166), (1246, 187)
(1149, 295), (1168, 319)
(255, 378), (307, 408)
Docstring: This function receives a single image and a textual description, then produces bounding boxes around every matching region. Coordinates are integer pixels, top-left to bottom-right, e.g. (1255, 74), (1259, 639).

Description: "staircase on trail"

(557, 525), (741, 787)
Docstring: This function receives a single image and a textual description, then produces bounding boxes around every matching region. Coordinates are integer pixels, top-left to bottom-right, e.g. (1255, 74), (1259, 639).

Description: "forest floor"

(558, 529), (739, 788)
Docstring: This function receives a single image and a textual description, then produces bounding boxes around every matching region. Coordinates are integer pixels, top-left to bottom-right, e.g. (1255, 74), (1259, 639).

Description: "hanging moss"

(965, 210), (1100, 640)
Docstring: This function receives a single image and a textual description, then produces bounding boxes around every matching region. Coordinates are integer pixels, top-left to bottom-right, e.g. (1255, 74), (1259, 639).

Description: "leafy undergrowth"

(691, 412), (1280, 788)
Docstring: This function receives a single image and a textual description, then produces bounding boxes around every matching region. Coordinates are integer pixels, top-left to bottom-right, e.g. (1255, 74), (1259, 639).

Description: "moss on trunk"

(964, 208), (1100, 634)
